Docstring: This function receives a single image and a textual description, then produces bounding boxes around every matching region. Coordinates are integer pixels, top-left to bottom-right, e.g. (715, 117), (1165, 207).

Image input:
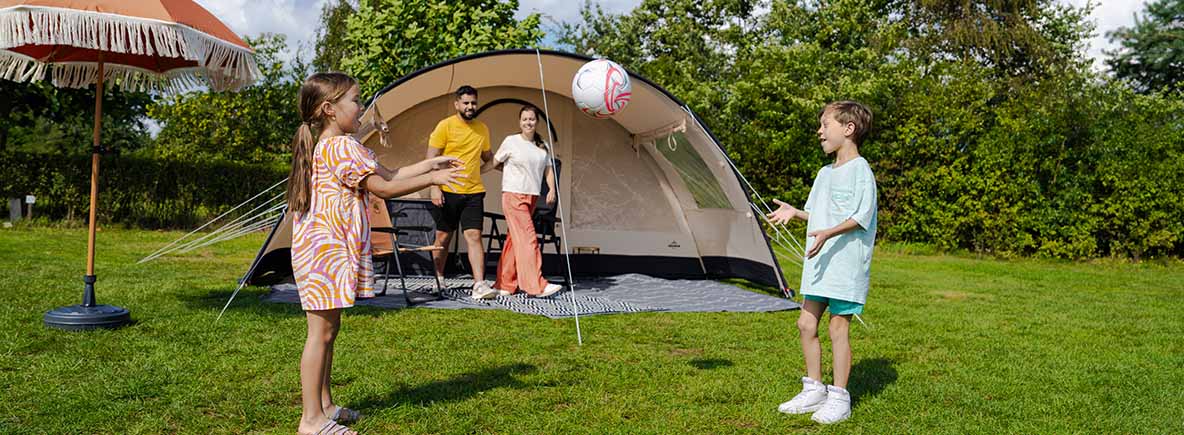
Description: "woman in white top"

(488, 106), (563, 297)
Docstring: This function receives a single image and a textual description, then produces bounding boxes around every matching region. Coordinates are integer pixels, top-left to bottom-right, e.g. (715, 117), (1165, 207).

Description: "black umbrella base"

(44, 304), (131, 331)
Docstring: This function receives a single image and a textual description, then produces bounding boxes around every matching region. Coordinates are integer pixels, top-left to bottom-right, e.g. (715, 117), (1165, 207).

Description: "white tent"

(243, 49), (792, 293)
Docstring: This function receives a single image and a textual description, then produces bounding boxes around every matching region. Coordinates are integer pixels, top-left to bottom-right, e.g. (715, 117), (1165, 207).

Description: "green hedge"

(723, 63), (1184, 260)
(0, 152), (288, 229)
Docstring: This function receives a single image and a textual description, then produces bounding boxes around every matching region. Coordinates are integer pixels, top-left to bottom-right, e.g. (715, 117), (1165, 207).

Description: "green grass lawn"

(1, 227), (1182, 434)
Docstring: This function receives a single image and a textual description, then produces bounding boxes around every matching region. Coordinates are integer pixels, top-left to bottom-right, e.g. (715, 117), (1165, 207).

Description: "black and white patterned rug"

(263, 274), (799, 319)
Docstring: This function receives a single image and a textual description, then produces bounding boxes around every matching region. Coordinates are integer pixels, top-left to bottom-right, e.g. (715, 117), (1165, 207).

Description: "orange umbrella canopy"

(2, 0), (260, 330)
(0, 0), (259, 93)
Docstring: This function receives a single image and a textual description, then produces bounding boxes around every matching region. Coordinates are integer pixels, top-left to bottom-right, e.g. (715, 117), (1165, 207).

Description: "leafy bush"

(0, 152), (287, 229)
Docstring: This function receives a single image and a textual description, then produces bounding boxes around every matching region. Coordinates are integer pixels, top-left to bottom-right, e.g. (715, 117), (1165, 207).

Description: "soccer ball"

(571, 59), (632, 119)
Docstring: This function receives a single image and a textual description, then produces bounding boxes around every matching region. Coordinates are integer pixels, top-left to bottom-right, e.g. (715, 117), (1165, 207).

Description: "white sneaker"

(810, 385), (851, 424)
(470, 281), (497, 300)
(534, 283), (563, 298)
(497, 289), (513, 297)
(778, 377), (828, 414)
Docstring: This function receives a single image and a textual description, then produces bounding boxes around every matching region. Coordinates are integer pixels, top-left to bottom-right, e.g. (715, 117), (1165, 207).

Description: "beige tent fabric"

(254, 50), (783, 289)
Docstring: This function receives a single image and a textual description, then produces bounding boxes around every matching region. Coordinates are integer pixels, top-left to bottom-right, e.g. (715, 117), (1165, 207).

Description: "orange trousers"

(494, 192), (549, 295)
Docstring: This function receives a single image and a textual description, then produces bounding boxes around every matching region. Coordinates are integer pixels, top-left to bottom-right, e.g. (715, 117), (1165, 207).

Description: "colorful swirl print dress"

(292, 135), (379, 310)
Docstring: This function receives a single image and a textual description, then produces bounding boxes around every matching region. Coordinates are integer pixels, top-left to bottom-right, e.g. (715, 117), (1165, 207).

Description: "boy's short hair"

(820, 101), (873, 145)
(455, 85), (478, 99)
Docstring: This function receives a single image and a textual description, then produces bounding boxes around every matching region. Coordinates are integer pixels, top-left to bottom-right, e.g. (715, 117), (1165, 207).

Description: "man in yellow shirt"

(427, 85), (497, 300)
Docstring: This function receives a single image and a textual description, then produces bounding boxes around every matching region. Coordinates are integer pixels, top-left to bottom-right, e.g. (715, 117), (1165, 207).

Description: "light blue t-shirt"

(800, 157), (878, 304)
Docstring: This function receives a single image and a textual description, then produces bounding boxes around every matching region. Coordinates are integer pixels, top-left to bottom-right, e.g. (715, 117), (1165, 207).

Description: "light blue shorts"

(804, 295), (863, 315)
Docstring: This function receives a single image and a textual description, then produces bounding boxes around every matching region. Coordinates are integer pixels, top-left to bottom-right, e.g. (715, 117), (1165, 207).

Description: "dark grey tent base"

(262, 273), (799, 319)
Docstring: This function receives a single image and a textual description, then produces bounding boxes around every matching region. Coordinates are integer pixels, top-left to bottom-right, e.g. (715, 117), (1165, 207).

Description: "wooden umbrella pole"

(83, 58), (104, 306)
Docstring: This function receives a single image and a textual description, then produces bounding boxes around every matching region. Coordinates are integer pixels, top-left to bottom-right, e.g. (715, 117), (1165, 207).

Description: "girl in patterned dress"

(287, 72), (462, 435)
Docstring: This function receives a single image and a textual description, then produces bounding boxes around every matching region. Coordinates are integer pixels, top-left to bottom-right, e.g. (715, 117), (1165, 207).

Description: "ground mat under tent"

(262, 274), (800, 319)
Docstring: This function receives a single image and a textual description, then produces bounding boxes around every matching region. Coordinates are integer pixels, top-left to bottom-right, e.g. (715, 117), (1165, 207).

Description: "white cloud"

(1058, 0), (1147, 70)
(192, 1), (638, 61)
(194, 0), (329, 62)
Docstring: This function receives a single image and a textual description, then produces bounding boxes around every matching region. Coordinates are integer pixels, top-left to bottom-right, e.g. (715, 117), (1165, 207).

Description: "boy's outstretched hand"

(805, 229), (831, 259)
(767, 199), (802, 225)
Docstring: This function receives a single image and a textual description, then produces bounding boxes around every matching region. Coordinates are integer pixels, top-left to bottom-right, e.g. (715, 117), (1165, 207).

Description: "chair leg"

(392, 244), (412, 306)
(377, 255), (391, 296)
(553, 237), (568, 287)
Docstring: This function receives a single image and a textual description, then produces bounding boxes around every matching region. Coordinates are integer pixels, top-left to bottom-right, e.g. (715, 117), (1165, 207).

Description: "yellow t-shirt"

(429, 114), (491, 194)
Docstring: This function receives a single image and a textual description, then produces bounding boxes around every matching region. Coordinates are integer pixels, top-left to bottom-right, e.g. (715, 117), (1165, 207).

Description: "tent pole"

(536, 48), (582, 345)
(45, 56), (132, 330)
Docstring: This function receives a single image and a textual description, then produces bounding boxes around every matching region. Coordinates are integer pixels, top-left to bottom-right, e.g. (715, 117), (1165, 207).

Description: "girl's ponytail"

(286, 122), (316, 214)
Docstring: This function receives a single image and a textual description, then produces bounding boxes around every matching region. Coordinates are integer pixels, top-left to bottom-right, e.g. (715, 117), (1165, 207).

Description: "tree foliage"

(0, 79), (151, 154)
(894, 0), (1093, 78)
(147, 34), (307, 164)
(313, 0), (357, 72)
(341, 0), (544, 97)
(561, 0), (1184, 259)
(1106, 0), (1184, 93)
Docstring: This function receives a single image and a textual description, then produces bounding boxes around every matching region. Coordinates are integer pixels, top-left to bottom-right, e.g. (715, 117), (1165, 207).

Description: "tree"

(1, 79), (152, 154)
(313, 0), (357, 72)
(341, 0), (544, 97)
(1106, 0), (1184, 93)
(147, 34), (307, 164)
(891, 0), (1093, 79)
(559, 0), (760, 114)
(0, 81), (49, 151)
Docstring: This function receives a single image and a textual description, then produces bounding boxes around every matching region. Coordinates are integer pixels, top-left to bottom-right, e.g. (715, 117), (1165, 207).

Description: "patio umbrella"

(0, 0), (260, 330)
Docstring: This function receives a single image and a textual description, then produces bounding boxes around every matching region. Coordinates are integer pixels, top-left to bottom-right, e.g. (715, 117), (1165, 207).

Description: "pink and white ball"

(571, 59), (632, 119)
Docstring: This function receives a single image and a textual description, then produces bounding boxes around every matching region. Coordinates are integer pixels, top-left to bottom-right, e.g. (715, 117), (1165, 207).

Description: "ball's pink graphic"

(571, 59), (632, 119)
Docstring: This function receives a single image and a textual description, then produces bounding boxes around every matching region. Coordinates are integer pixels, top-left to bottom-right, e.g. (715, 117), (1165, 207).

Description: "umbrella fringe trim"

(0, 6), (257, 92)
(1, 49), (235, 94)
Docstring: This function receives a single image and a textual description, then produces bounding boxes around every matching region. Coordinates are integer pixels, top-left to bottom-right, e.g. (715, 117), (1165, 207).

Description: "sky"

(195, 0), (1147, 70)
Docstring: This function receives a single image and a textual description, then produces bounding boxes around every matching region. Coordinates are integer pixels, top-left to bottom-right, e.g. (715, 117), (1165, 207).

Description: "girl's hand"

(428, 156), (461, 169)
(767, 198), (800, 225)
(430, 166), (465, 190)
(545, 190), (556, 207)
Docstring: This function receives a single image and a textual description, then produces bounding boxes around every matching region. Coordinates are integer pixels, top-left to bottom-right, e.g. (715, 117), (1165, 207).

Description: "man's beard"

(460, 109), (476, 120)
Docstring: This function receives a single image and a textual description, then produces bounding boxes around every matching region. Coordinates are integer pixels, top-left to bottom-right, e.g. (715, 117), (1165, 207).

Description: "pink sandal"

(312, 419), (357, 435)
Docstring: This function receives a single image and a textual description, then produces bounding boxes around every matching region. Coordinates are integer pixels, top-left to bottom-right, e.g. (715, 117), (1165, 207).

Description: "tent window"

(655, 132), (731, 209)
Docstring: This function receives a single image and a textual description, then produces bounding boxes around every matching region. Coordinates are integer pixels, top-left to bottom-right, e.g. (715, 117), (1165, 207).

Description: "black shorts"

(430, 191), (485, 232)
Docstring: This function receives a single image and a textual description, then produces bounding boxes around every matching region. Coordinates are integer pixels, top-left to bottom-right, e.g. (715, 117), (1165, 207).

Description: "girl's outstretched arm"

(365, 163), (464, 199)
(391, 156), (459, 179)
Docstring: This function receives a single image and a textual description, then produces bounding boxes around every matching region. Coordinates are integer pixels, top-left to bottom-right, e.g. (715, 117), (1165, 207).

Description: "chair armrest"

(483, 211), (505, 220)
(395, 226), (434, 233)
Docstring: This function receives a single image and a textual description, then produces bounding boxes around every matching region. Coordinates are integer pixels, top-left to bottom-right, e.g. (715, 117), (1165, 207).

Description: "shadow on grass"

(718, 278), (787, 298)
(849, 357), (897, 407)
(355, 363), (538, 410)
(688, 358), (734, 370)
(178, 286), (402, 318)
(177, 286), (308, 318)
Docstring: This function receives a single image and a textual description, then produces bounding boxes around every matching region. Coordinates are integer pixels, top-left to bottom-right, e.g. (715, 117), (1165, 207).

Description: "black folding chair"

(372, 198), (445, 305)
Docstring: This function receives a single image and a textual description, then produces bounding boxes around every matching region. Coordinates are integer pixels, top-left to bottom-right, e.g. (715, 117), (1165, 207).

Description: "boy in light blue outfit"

(768, 101), (877, 425)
